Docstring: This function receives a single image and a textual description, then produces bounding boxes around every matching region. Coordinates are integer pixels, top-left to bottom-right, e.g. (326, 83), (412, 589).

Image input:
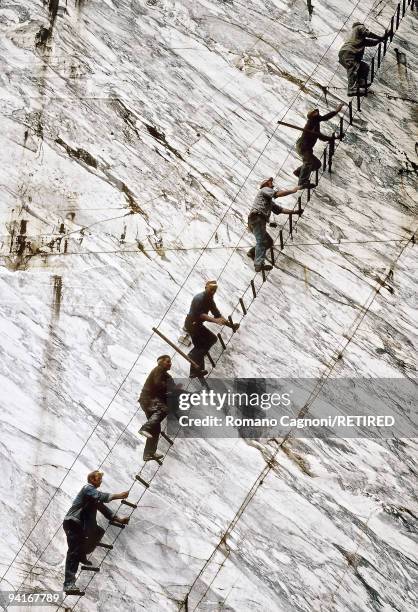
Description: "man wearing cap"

(138, 355), (179, 460)
(248, 178), (300, 272)
(184, 281), (236, 378)
(339, 22), (387, 96)
(293, 103), (344, 190)
(63, 471), (129, 594)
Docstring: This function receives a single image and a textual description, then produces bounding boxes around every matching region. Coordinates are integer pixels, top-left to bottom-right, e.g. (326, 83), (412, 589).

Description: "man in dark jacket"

(138, 355), (179, 461)
(184, 281), (237, 377)
(339, 22), (387, 96)
(293, 103), (344, 189)
(248, 178), (300, 272)
(63, 471), (129, 594)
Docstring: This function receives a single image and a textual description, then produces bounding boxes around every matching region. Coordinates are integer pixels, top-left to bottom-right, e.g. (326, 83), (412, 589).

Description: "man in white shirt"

(248, 178), (300, 272)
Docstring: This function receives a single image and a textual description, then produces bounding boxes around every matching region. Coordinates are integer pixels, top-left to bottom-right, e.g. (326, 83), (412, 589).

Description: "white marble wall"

(0, 0), (417, 611)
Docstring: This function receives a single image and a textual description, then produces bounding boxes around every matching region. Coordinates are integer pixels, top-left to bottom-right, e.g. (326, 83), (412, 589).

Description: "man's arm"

(108, 491), (129, 502)
(271, 203), (283, 215)
(209, 299), (222, 319)
(364, 29), (383, 39)
(274, 186), (299, 198)
(97, 502), (114, 521)
(364, 38), (381, 47)
(320, 103), (344, 122)
(201, 313), (228, 325)
(318, 133), (333, 142)
(98, 502), (130, 525)
(195, 294), (227, 325)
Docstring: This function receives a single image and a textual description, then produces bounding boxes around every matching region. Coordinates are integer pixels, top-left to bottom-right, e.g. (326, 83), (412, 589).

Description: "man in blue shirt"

(184, 281), (235, 378)
(62, 471), (129, 594)
(248, 178), (299, 272)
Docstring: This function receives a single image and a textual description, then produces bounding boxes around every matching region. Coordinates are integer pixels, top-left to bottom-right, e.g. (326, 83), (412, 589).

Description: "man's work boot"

(143, 452), (164, 462)
(246, 248), (255, 260)
(255, 264), (273, 272)
(80, 557), (92, 566)
(189, 369), (208, 379)
(138, 427), (153, 439)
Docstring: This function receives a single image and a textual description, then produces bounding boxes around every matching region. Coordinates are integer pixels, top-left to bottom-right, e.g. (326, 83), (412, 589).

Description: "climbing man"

(247, 178), (300, 272)
(338, 22), (388, 96)
(185, 281), (238, 377)
(293, 103), (344, 189)
(63, 471), (129, 595)
(138, 355), (181, 461)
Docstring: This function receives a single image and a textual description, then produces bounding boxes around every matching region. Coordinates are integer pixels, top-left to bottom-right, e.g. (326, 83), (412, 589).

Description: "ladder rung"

(81, 565), (100, 572)
(97, 542), (113, 550)
(207, 352), (215, 367)
(161, 431), (174, 445)
(109, 521), (126, 528)
(339, 116), (344, 139)
(356, 92), (361, 111)
(135, 475), (150, 488)
(217, 333), (226, 350)
(121, 499), (137, 509)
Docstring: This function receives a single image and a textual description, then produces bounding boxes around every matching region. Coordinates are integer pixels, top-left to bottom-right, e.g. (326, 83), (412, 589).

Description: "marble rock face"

(0, 0), (417, 611)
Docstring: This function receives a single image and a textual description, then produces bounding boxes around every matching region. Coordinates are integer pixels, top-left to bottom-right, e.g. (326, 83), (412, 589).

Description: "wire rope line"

(0, 235), (411, 262)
